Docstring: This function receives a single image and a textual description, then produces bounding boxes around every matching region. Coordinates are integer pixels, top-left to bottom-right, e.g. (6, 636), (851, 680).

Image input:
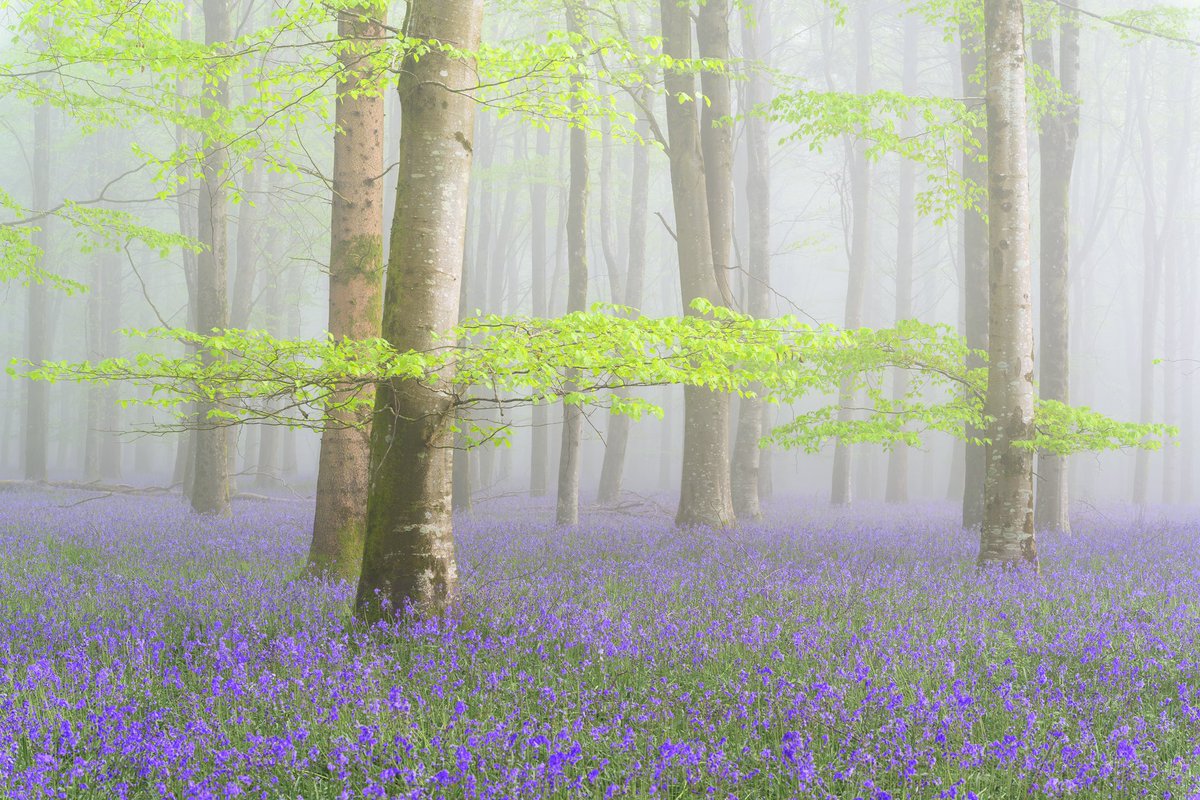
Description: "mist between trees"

(0, 0), (1195, 616)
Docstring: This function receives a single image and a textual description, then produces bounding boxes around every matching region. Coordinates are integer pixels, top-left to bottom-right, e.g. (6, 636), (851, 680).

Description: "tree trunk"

(886, 12), (919, 505)
(190, 0), (233, 516)
(355, 0), (482, 620)
(731, 0), (772, 519)
(529, 127), (551, 498)
(24, 102), (51, 483)
(659, 0), (735, 529)
(556, 2), (589, 527)
(308, 2), (387, 582)
(831, 1), (873, 507)
(1031, 3), (1080, 533)
(697, 0), (737, 309)
(978, 0), (1037, 570)
(959, 17), (990, 530)
(1133, 47), (1163, 508)
(596, 111), (650, 505)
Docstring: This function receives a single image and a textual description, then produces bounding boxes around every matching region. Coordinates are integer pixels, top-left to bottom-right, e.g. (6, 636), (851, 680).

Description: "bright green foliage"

(766, 90), (986, 224)
(11, 302), (1170, 459)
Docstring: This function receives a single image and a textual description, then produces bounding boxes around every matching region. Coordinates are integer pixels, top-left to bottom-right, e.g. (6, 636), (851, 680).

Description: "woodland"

(0, 0), (1198, 796)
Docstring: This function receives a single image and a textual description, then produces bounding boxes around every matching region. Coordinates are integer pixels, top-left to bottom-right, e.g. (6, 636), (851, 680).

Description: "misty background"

(0, 0), (1194, 512)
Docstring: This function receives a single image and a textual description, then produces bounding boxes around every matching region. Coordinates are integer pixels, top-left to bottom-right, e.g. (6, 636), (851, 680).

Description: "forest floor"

(0, 488), (1198, 798)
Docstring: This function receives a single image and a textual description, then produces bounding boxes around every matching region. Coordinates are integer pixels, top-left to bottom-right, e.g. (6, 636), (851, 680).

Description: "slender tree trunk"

(1133, 48), (1163, 508)
(960, 16), (990, 529)
(1031, 3), (1080, 532)
(23, 102), (51, 483)
(355, 0), (482, 620)
(190, 0), (233, 516)
(831, 2), (873, 507)
(596, 109), (650, 505)
(556, 2), (589, 527)
(978, 0), (1037, 570)
(886, 12), (919, 505)
(659, 0), (735, 528)
(529, 128), (551, 498)
(308, 2), (387, 581)
(732, 0), (772, 519)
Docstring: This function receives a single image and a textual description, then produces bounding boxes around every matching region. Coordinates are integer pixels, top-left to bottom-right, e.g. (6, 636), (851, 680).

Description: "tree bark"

(556, 1), (589, 527)
(960, 16), (990, 529)
(24, 102), (51, 483)
(529, 127), (551, 498)
(659, 0), (735, 529)
(308, 2), (387, 582)
(831, 1), (873, 507)
(978, 0), (1037, 570)
(596, 110), (650, 505)
(189, 0), (233, 516)
(1031, 2), (1080, 533)
(355, 0), (482, 620)
(886, 12), (919, 505)
(731, 0), (772, 519)
(697, 0), (737, 309)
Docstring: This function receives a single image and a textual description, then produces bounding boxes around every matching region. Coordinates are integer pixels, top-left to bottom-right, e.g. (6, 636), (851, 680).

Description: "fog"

(0, 0), (1196, 515)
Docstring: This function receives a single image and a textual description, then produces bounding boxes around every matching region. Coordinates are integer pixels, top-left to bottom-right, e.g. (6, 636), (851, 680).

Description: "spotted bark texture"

(308, 3), (388, 582)
(355, 0), (483, 620)
(978, 0), (1037, 570)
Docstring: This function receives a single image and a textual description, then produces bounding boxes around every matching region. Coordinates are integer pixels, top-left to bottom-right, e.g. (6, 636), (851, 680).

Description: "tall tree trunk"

(1133, 48), (1163, 508)
(731, 0), (773, 519)
(529, 128), (552, 498)
(556, 2), (589, 527)
(978, 0), (1037, 570)
(190, 0), (233, 516)
(831, 1), (873, 507)
(886, 12), (920, 505)
(596, 58), (653, 506)
(308, 2), (387, 581)
(659, 0), (735, 529)
(1031, 2), (1080, 533)
(355, 0), (482, 620)
(24, 102), (51, 483)
(960, 15), (990, 529)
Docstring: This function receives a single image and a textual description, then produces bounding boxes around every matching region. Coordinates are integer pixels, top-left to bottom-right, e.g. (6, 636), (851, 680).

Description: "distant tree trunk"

(978, 0), (1037, 570)
(886, 12), (919, 505)
(596, 109), (650, 505)
(556, 2), (589, 527)
(731, 0), (772, 519)
(659, 0), (735, 528)
(190, 0), (233, 516)
(172, 43), (199, 494)
(1031, 2), (1080, 533)
(98, 242), (122, 480)
(960, 15), (989, 529)
(23, 102), (51, 483)
(308, 1), (387, 582)
(355, 0), (482, 620)
(831, 1), (872, 507)
(529, 128), (551, 498)
(1133, 47), (1164, 508)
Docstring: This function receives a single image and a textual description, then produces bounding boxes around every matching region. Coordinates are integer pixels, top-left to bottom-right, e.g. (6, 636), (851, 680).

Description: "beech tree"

(308, 2), (388, 581)
(731, 0), (774, 520)
(354, 0), (484, 619)
(659, 0), (736, 529)
(556, 1), (589, 527)
(1031, 1), (1081, 533)
(978, 0), (1037, 569)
